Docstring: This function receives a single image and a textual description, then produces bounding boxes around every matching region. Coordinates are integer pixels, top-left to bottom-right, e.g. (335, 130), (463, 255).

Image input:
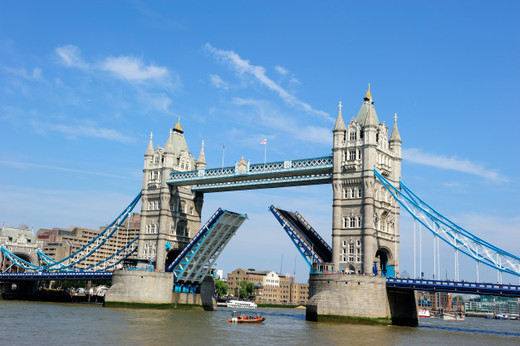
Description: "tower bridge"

(2, 86), (519, 326)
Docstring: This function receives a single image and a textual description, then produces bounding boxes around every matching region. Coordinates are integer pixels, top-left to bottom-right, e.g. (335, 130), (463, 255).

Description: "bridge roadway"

(0, 272), (112, 281)
(2, 271), (519, 297)
(386, 277), (520, 297)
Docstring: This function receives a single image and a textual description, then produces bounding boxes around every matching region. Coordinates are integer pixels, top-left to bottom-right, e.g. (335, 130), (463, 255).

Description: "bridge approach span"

(387, 278), (520, 297)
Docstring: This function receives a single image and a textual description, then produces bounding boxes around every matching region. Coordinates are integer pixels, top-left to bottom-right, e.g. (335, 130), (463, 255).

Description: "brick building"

(226, 268), (309, 305)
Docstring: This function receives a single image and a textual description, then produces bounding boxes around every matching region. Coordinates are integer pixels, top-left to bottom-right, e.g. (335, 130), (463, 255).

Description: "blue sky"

(1, 1), (519, 283)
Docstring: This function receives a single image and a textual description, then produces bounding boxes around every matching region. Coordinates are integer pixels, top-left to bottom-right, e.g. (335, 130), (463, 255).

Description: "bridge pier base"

(306, 274), (418, 326)
(105, 270), (174, 306)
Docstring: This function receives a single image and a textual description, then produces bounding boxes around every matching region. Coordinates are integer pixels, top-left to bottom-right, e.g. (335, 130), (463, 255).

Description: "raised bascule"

(2, 86), (520, 325)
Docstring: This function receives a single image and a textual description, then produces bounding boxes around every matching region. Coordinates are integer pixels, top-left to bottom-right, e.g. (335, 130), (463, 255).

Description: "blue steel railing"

(0, 271), (113, 280)
(387, 277), (520, 297)
(168, 156), (333, 187)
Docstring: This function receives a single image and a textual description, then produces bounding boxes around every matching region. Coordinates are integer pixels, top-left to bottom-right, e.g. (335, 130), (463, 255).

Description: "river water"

(1, 301), (519, 345)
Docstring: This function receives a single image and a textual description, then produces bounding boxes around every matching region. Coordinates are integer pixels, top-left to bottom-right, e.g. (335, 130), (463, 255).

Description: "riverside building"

(226, 268), (309, 305)
(36, 213), (141, 270)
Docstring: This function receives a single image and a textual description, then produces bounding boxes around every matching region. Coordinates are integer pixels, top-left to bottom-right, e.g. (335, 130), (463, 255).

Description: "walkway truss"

(374, 169), (520, 279)
(166, 209), (247, 290)
(270, 205), (332, 268)
(1, 192), (142, 273)
(168, 156), (333, 192)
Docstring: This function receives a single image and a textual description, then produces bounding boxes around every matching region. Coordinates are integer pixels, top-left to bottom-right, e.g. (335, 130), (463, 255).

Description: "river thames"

(1, 301), (519, 345)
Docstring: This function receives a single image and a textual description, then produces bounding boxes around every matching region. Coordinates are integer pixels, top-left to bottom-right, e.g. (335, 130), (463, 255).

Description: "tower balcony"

(342, 159), (362, 172)
(375, 163), (391, 177)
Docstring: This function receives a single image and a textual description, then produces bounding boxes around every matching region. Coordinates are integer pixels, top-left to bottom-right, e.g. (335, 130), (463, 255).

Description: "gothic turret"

(196, 140), (206, 170)
(389, 113), (402, 144)
(145, 132), (154, 157)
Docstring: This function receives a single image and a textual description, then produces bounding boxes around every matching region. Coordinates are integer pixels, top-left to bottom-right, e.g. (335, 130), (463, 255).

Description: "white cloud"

(0, 160), (134, 180)
(55, 45), (88, 68)
(204, 43), (332, 122)
(55, 45), (178, 87)
(4, 67), (43, 81)
(231, 97), (331, 145)
(209, 74), (229, 90)
(101, 56), (170, 83)
(275, 65), (288, 75)
(403, 148), (508, 182)
(31, 121), (134, 143)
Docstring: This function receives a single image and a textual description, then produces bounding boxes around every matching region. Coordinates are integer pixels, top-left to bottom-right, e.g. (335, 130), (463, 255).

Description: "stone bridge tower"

(332, 85), (402, 276)
(137, 119), (205, 271)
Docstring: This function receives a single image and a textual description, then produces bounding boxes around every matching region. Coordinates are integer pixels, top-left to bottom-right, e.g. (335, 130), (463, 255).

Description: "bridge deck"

(167, 208), (247, 285)
(270, 205), (331, 267)
(386, 277), (520, 297)
(0, 272), (113, 280)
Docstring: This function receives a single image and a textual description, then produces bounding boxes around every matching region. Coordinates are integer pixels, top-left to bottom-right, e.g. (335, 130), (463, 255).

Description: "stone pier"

(105, 270), (216, 310)
(306, 274), (417, 326)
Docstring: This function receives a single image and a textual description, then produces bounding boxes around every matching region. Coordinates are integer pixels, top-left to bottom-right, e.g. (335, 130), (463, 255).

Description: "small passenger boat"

(228, 311), (265, 323)
(418, 308), (431, 318)
(440, 311), (465, 321)
(226, 299), (257, 309)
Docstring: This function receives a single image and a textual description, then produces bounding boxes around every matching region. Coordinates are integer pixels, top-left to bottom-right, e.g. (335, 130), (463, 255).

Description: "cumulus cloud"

(101, 56), (170, 83)
(55, 45), (177, 87)
(403, 148), (508, 182)
(204, 43), (332, 122)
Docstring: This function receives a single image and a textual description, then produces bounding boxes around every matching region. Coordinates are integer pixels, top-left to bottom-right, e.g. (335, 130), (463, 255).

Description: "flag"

(260, 138), (267, 145)
(223, 143), (225, 149)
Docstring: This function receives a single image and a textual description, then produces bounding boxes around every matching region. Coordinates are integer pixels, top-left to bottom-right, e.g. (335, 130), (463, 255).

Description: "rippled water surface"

(1, 300), (519, 345)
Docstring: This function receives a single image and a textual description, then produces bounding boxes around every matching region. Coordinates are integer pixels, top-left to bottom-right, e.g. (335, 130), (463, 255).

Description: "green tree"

(215, 279), (228, 296)
(237, 280), (255, 298)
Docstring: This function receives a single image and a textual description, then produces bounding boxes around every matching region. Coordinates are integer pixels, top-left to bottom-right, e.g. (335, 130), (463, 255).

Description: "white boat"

(441, 312), (465, 321)
(226, 300), (257, 309)
(418, 308), (431, 318)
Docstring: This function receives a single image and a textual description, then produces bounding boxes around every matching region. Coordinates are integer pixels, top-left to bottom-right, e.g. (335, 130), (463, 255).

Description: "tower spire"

(173, 116), (184, 133)
(390, 113), (402, 143)
(145, 131), (154, 156)
(334, 101), (346, 131)
(364, 83), (372, 102)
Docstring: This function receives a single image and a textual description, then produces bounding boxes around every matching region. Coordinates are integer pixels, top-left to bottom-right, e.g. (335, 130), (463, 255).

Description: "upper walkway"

(168, 156), (333, 192)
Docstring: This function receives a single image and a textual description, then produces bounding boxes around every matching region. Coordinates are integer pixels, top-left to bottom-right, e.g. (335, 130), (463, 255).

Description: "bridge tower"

(137, 119), (205, 271)
(332, 85), (402, 276)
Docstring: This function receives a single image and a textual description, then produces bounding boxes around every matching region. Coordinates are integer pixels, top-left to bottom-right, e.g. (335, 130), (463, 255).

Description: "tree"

(237, 280), (255, 298)
(215, 279), (228, 296)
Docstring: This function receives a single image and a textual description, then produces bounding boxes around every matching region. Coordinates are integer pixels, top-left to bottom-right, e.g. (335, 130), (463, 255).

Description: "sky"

(1, 1), (519, 284)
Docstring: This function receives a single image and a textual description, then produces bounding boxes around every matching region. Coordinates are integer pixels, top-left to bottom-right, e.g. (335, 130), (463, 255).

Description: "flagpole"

(222, 144), (225, 169)
(264, 140), (267, 165)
